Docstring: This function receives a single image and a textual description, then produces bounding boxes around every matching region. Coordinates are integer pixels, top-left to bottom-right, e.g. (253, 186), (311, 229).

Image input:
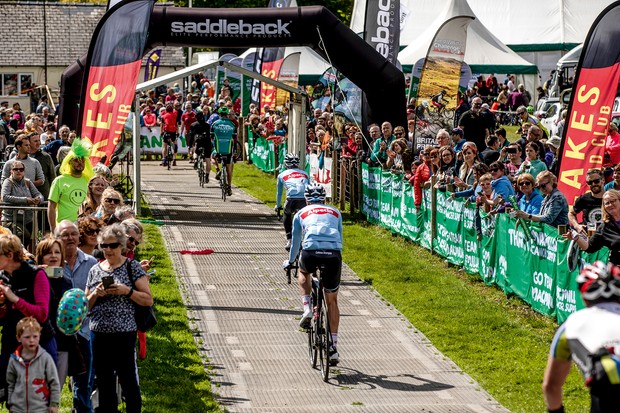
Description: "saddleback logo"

(170, 19), (292, 38)
(301, 207), (339, 219)
(369, 0), (396, 59)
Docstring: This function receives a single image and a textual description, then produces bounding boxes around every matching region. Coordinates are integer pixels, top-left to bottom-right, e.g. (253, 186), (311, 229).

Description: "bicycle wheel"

(318, 293), (331, 382)
(167, 147), (172, 170)
(220, 167), (228, 202)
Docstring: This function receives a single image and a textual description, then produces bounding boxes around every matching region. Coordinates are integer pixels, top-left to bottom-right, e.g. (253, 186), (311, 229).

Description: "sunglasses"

(84, 228), (100, 236)
(519, 181), (532, 187)
(538, 181), (550, 188)
(100, 242), (121, 249)
(394, 132), (404, 135)
(429, 155), (438, 158)
(12, 168), (24, 172)
(473, 104), (482, 108)
(105, 198), (121, 204)
(128, 236), (140, 246)
(587, 179), (601, 185)
(490, 168), (499, 172)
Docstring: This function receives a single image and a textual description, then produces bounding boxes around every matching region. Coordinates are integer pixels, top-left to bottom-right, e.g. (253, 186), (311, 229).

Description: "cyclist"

(189, 111), (212, 181)
(160, 103), (178, 167)
(543, 261), (620, 413)
(211, 106), (237, 196)
(283, 183), (343, 365)
(431, 90), (449, 111)
(275, 153), (310, 251)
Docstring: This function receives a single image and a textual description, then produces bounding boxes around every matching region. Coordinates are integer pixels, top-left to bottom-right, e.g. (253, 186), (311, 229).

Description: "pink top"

(0, 269), (49, 323)
(606, 132), (620, 164)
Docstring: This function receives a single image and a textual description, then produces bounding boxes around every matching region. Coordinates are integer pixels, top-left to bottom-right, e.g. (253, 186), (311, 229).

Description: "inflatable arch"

(58, 4), (406, 134)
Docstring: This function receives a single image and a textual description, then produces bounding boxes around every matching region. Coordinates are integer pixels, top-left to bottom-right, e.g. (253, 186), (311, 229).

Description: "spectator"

(48, 139), (94, 232)
(77, 216), (104, 257)
(142, 107), (157, 131)
(386, 138), (412, 173)
(78, 175), (108, 218)
(94, 188), (124, 224)
(435, 128), (451, 149)
(605, 123), (620, 165)
(517, 141), (547, 179)
(515, 173), (542, 214)
(342, 131), (363, 158)
(604, 164), (620, 191)
(454, 142), (480, 190)
(6, 317), (60, 413)
(29, 132), (56, 200)
(40, 123), (56, 145)
(480, 135), (501, 165)
(503, 143), (523, 181)
(565, 189), (620, 266)
(1, 135), (44, 188)
(475, 173), (497, 213)
(489, 161), (515, 202)
(1, 160), (44, 247)
(545, 135), (561, 174)
(85, 224), (153, 413)
(516, 171), (568, 228)
(495, 127), (509, 151)
(370, 122), (395, 166)
(107, 205), (135, 226)
(556, 109), (567, 138)
(435, 146), (456, 191)
(458, 97), (491, 153)
(56, 220), (98, 412)
(0, 234), (57, 397)
(451, 127), (466, 153)
(452, 163), (490, 202)
(413, 147), (433, 207)
(568, 168), (604, 234)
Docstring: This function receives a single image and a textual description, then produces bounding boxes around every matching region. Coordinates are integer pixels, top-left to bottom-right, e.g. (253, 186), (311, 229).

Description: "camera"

(0, 272), (11, 289)
(506, 147), (518, 154)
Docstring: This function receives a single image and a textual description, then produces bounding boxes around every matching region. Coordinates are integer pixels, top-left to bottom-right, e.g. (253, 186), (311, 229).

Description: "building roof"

(0, 1), (185, 68)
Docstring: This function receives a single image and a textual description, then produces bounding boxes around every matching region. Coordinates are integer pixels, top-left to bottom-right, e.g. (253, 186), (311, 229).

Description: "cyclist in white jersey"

(544, 261), (620, 413)
(275, 153), (309, 251)
(283, 183), (343, 364)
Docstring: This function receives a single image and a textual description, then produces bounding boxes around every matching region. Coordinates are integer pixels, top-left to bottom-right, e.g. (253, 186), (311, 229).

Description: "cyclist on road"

(283, 183), (343, 365)
(275, 153), (310, 251)
(543, 261), (620, 413)
(211, 106), (237, 196)
(189, 111), (212, 181)
(160, 103), (178, 167)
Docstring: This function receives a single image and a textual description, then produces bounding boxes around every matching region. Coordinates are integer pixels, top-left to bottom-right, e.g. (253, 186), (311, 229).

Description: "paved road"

(141, 160), (510, 413)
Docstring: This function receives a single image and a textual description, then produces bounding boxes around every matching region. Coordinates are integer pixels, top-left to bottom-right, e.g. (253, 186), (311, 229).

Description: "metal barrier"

(332, 153), (361, 214)
(0, 204), (49, 251)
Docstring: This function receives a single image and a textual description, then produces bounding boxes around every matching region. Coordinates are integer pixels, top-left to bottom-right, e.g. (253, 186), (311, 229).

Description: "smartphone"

(146, 269), (156, 276)
(44, 267), (63, 279)
(102, 276), (114, 289)
(148, 256), (155, 265)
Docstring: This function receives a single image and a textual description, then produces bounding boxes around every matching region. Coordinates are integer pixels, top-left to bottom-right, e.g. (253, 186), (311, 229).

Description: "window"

(1, 73), (33, 96)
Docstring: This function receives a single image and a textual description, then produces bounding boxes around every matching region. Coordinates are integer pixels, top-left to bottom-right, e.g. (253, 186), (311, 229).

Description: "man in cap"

(458, 96), (492, 153)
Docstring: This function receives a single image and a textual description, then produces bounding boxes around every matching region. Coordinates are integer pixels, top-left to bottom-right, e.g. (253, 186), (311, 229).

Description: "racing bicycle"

(218, 159), (229, 201)
(165, 144), (174, 171)
(196, 149), (208, 188)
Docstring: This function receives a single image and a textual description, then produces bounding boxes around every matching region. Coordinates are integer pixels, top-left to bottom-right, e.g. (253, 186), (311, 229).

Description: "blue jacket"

(518, 191), (543, 215)
(491, 175), (515, 201)
(288, 203), (343, 263)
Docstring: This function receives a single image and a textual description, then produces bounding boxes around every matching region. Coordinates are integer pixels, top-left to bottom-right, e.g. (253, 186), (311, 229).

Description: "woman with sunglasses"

(434, 146), (456, 191)
(454, 142), (480, 191)
(79, 175), (108, 219)
(516, 171), (568, 228)
(85, 224), (153, 413)
(77, 216), (104, 257)
(515, 173), (542, 215)
(94, 188), (123, 224)
(1, 160), (44, 248)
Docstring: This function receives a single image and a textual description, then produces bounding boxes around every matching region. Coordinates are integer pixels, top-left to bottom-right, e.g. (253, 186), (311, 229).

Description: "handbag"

(126, 259), (157, 332)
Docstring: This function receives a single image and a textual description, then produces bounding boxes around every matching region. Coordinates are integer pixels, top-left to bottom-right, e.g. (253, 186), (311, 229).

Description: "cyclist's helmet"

(421, 100), (429, 108)
(527, 105), (535, 114)
(441, 90), (446, 94)
(304, 183), (326, 203)
(218, 106), (229, 115)
(578, 261), (620, 303)
(284, 153), (300, 169)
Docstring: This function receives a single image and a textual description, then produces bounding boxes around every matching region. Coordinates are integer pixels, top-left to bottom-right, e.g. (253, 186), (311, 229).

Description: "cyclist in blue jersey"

(543, 261), (620, 413)
(283, 183), (343, 365)
(211, 106), (237, 196)
(275, 153), (310, 251)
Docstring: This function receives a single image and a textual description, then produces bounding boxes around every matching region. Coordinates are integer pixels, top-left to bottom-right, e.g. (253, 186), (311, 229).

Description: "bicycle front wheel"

(318, 296), (332, 382)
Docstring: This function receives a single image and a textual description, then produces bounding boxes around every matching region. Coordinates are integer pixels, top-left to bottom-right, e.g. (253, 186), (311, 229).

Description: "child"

(6, 317), (60, 413)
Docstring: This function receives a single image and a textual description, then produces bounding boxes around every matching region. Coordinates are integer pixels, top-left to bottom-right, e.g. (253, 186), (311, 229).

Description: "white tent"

(237, 47), (330, 85)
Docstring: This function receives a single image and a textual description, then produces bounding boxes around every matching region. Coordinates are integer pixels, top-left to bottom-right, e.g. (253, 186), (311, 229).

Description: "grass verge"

(232, 162), (589, 413)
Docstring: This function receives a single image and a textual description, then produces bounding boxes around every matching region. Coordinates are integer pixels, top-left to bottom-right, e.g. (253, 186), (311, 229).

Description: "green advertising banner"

(250, 136), (275, 172)
(359, 165), (610, 323)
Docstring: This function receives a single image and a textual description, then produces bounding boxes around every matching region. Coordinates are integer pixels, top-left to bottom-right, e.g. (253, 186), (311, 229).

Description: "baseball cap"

(451, 128), (463, 137)
(546, 136), (562, 149)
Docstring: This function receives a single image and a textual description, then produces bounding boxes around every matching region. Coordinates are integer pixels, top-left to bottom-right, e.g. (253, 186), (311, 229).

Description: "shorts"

(163, 132), (177, 144)
(196, 138), (212, 155)
(284, 198), (306, 215)
(215, 153), (233, 165)
(299, 250), (342, 292)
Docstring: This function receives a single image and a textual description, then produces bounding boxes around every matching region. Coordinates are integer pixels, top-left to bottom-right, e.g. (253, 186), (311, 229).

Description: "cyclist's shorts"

(299, 250), (342, 292)
(196, 137), (212, 154)
(163, 132), (177, 144)
(284, 198), (306, 215)
(215, 153), (233, 165)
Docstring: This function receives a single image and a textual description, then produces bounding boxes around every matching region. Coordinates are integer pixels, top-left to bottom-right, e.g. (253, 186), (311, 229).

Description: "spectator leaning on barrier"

(454, 142), (480, 190)
(413, 147), (433, 207)
(489, 161), (514, 202)
(516, 171), (568, 228)
(568, 168), (604, 234)
(370, 122), (395, 166)
(516, 173), (543, 215)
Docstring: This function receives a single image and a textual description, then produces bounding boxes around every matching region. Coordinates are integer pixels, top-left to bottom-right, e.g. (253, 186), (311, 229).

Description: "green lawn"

(231, 162), (589, 413)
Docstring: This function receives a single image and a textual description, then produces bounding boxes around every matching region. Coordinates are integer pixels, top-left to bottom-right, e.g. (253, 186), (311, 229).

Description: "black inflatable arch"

(58, 6), (405, 131)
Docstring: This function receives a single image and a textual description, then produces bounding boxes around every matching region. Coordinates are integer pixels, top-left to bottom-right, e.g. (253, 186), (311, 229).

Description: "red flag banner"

(260, 48), (285, 112)
(79, 0), (154, 164)
(557, 1), (620, 205)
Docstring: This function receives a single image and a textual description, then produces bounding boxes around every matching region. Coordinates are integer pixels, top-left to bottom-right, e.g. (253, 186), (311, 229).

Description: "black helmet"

(578, 261), (620, 303)
(284, 153), (300, 169)
(304, 182), (326, 203)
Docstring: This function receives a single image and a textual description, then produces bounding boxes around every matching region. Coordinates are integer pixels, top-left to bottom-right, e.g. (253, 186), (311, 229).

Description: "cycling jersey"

(211, 118), (237, 155)
(161, 111), (178, 133)
(276, 168), (310, 208)
(288, 203), (343, 264)
(550, 301), (620, 411)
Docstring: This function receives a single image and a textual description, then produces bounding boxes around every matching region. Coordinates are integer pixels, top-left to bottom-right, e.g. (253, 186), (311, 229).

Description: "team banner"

(260, 48), (286, 112)
(139, 126), (188, 155)
(241, 52), (257, 116)
(363, 0), (400, 65)
(557, 2), (620, 205)
(417, 16), (474, 112)
(360, 164), (609, 322)
(79, 0), (154, 165)
(143, 49), (162, 82)
(276, 52), (300, 108)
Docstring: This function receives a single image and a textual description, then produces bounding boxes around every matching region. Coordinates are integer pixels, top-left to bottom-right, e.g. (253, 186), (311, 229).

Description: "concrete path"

(140, 160), (510, 413)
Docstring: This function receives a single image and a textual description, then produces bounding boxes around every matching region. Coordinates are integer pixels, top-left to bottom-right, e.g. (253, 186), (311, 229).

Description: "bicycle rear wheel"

(220, 167), (228, 201)
(167, 147), (172, 170)
(318, 294), (331, 382)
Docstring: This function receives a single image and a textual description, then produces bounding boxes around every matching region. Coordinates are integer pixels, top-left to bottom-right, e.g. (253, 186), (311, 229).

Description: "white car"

(539, 99), (563, 136)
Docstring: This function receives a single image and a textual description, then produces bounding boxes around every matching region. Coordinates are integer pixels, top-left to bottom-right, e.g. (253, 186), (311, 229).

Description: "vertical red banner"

(260, 48), (285, 112)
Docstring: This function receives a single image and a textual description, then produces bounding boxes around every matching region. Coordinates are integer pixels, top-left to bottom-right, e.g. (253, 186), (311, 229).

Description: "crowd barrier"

(1, 204), (48, 251)
(248, 135), (286, 173)
(360, 163), (608, 323)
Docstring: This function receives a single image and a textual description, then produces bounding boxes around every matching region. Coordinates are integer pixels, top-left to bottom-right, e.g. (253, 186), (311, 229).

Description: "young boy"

(6, 317), (60, 413)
